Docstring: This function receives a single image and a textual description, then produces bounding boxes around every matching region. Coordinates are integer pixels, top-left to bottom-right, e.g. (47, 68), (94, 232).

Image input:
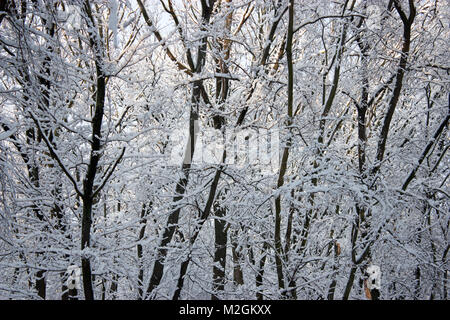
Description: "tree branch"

(28, 111), (83, 197)
(93, 147), (126, 198)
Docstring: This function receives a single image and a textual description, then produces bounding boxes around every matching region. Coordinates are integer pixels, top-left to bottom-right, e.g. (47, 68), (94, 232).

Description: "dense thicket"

(0, 0), (448, 300)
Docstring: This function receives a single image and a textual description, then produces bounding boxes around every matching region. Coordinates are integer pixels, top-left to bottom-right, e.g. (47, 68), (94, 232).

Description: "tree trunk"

(146, 0), (215, 299)
(231, 230), (244, 287)
(211, 2), (232, 297)
(273, 0), (294, 297)
(343, 0), (416, 299)
(212, 203), (227, 300)
(80, 0), (108, 300)
(137, 202), (151, 299)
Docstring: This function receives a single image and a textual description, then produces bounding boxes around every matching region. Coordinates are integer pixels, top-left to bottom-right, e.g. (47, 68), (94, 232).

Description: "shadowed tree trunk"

(212, 0), (232, 299)
(273, 0), (294, 298)
(145, 0), (216, 299)
(212, 203), (227, 300)
(170, 0), (288, 298)
(231, 229), (244, 287)
(343, 0), (416, 300)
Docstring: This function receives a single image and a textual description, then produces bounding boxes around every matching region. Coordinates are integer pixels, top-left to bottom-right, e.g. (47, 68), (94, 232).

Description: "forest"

(0, 0), (448, 300)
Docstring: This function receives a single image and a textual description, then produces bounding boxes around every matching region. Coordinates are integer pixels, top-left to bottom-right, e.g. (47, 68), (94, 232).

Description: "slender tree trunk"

(231, 230), (244, 287)
(273, 0), (294, 298)
(172, 155), (225, 300)
(343, 0), (416, 299)
(146, 0), (215, 299)
(137, 202), (151, 299)
(169, 0), (286, 301)
(212, 204), (227, 300)
(347, 4), (371, 300)
(30, 2), (58, 298)
(326, 241), (340, 300)
(371, 0), (416, 177)
(80, 0), (108, 300)
(110, 274), (118, 299)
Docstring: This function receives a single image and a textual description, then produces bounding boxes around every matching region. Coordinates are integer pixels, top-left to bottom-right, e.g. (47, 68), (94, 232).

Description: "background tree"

(0, 0), (448, 300)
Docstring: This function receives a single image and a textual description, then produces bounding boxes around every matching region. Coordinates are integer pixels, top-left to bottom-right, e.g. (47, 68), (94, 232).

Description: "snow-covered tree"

(0, 0), (448, 300)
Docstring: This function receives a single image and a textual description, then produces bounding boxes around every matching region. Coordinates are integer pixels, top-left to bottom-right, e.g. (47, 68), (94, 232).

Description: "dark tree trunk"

(212, 205), (227, 300)
(79, 0), (108, 300)
(146, 0), (216, 299)
(137, 203), (151, 299)
(256, 242), (270, 300)
(231, 230), (244, 287)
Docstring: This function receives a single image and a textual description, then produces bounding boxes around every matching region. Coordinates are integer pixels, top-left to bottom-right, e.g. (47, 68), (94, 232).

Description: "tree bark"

(212, 204), (227, 300)
(80, 0), (108, 300)
(273, 0), (294, 298)
(211, 1), (232, 299)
